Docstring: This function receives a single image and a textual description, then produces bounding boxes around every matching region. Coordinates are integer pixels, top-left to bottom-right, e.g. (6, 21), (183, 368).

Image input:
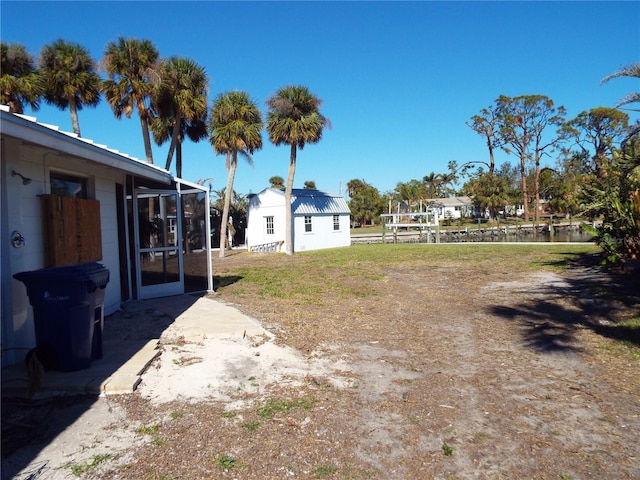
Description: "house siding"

(2, 107), (212, 368)
(292, 213), (350, 252)
(246, 190), (289, 249)
(426, 197), (473, 220)
(2, 136), (126, 366)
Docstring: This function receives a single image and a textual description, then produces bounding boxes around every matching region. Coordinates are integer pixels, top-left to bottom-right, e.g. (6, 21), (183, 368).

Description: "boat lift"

(381, 202), (443, 244)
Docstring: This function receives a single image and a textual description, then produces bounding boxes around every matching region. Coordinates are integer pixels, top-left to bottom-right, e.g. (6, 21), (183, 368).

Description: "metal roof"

(288, 189), (350, 215)
(426, 196), (473, 207)
(0, 105), (173, 184)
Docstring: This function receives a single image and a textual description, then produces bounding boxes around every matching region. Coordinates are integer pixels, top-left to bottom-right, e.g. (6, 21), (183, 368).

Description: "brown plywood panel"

(42, 195), (69, 266)
(77, 198), (102, 263)
(41, 195), (103, 266)
(62, 196), (79, 264)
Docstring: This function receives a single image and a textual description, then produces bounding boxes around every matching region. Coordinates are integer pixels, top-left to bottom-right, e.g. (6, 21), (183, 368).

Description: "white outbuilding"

(246, 188), (351, 253)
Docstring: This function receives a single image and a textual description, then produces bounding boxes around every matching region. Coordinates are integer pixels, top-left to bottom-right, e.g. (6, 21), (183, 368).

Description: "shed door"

(133, 189), (184, 299)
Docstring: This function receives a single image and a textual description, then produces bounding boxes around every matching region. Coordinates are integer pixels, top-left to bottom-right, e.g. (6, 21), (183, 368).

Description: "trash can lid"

(14, 262), (109, 286)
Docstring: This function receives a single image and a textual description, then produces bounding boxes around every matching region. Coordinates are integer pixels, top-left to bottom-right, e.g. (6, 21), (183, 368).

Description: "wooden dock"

(351, 222), (596, 245)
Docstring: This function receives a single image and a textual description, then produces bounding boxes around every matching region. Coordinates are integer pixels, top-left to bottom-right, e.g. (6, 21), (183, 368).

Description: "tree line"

(1, 39), (329, 256)
(346, 64), (639, 262)
(2, 41), (637, 260)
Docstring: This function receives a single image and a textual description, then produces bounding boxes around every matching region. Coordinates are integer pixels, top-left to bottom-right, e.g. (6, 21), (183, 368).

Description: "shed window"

(50, 171), (87, 199)
(265, 216), (274, 235)
(333, 215), (340, 231)
(304, 215), (312, 232)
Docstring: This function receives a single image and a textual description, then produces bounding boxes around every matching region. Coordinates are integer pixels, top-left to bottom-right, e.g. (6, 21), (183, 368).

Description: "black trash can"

(14, 262), (110, 372)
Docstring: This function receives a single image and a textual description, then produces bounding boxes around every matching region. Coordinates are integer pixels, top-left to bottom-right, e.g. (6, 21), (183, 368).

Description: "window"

(265, 216), (274, 235)
(333, 215), (340, 231)
(50, 171), (87, 199)
(304, 215), (312, 232)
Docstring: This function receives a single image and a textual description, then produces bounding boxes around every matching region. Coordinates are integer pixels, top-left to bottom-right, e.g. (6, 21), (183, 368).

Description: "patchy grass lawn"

(20, 243), (638, 480)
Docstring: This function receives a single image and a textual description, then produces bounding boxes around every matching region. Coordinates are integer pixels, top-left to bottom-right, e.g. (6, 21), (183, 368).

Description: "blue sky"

(2, 1), (639, 197)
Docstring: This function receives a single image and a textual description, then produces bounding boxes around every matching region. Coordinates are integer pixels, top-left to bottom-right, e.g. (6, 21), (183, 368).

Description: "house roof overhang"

(1, 107), (172, 185)
(426, 196), (473, 207)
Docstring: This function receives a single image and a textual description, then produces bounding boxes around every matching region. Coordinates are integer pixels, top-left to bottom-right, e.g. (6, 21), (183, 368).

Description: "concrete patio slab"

(1, 293), (265, 398)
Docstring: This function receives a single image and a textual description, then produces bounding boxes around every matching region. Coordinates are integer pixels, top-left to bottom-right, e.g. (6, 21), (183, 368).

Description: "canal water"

(436, 227), (593, 244)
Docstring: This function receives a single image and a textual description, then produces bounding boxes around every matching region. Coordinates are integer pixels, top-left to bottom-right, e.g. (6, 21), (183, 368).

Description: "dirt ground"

(3, 249), (640, 479)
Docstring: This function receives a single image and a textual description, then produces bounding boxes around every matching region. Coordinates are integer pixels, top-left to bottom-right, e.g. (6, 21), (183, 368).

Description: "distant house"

(246, 188), (351, 253)
(1, 106), (212, 367)
(426, 196), (474, 220)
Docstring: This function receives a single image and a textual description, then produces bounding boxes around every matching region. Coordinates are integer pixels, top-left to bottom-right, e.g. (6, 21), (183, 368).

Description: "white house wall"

(2, 137), (124, 366)
(441, 206), (463, 220)
(293, 213), (350, 252)
(246, 190), (288, 250)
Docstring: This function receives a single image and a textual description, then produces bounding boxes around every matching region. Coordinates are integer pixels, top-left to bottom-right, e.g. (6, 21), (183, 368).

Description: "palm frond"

(614, 93), (640, 110)
(600, 62), (640, 85)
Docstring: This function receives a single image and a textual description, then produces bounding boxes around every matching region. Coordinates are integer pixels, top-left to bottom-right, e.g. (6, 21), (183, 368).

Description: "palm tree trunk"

(165, 113), (181, 171)
(138, 104), (154, 164)
(284, 143), (297, 255)
(69, 98), (81, 137)
(176, 141), (183, 178)
(219, 152), (236, 258)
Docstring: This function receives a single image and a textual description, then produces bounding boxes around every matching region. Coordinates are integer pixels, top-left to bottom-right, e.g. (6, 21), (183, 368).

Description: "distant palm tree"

(102, 37), (160, 164)
(347, 179), (368, 197)
(154, 57), (208, 173)
(38, 39), (101, 136)
(266, 85), (329, 254)
(438, 172), (457, 197)
(395, 179), (423, 211)
(0, 42), (42, 113)
(601, 62), (640, 111)
(209, 91), (263, 257)
(422, 172), (443, 198)
(269, 176), (285, 189)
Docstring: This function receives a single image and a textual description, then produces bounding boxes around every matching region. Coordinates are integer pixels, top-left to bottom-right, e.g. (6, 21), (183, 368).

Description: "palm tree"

(150, 114), (208, 178)
(266, 85), (329, 254)
(464, 172), (511, 224)
(422, 172), (443, 198)
(38, 39), (101, 136)
(438, 172), (457, 197)
(601, 62), (640, 111)
(209, 91), (263, 257)
(102, 37), (160, 164)
(154, 57), (208, 173)
(0, 42), (42, 113)
(269, 176), (285, 189)
(395, 179), (424, 211)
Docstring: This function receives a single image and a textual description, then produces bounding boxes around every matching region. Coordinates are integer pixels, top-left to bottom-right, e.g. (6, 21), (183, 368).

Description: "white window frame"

(265, 216), (274, 235)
